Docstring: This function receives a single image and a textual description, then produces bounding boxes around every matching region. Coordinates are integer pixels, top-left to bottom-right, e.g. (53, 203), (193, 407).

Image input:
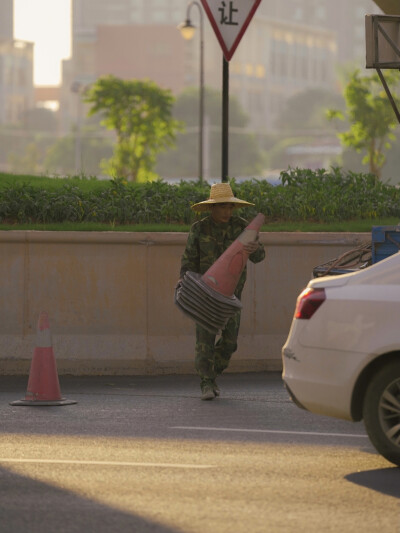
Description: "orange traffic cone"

(201, 213), (265, 297)
(10, 312), (76, 406)
(175, 213), (265, 333)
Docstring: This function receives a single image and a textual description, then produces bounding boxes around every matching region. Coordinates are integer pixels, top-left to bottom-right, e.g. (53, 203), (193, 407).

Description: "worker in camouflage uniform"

(178, 183), (265, 400)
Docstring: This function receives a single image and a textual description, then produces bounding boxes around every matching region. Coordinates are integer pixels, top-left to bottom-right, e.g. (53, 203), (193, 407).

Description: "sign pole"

(222, 56), (229, 182)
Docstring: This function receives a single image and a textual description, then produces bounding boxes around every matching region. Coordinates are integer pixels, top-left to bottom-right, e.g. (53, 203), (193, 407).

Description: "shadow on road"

(0, 466), (180, 533)
(345, 467), (400, 498)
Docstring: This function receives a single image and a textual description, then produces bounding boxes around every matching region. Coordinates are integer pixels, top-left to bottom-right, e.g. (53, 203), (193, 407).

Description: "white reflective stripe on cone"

(36, 328), (52, 348)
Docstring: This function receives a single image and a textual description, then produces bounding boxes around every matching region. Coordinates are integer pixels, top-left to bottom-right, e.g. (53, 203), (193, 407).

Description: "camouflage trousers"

(195, 311), (241, 389)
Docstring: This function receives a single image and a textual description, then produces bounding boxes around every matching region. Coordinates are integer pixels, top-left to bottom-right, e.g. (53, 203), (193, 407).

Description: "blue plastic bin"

(371, 225), (400, 263)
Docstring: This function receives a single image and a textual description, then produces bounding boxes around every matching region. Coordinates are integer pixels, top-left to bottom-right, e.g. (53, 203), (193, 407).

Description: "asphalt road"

(0, 372), (399, 533)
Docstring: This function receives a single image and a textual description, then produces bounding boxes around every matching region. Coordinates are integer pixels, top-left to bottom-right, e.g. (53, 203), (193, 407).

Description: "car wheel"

(363, 361), (400, 467)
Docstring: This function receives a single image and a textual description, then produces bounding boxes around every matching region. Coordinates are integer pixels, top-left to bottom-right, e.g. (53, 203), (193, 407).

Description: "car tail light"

(294, 288), (326, 319)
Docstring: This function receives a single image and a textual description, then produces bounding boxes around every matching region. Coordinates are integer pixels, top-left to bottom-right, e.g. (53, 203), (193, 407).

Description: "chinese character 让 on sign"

(219, 1), (238, 26)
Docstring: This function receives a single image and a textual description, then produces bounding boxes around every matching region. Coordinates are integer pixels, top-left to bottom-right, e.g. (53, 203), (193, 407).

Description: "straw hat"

(191, 183), (254, 212)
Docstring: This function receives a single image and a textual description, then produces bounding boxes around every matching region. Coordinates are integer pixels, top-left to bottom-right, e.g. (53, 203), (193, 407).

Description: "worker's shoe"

(201, 384), (215, 401)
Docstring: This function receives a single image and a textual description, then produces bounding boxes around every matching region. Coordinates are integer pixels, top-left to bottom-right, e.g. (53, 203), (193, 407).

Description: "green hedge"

(0, 167), (399, 225)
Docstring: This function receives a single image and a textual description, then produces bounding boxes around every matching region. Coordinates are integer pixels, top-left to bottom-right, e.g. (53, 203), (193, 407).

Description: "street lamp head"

(178, 19), (196, 40)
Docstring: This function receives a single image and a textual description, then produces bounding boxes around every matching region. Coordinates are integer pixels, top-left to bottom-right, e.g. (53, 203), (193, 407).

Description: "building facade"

(60, 0), (189, 132)
(0, 0), (34, 126)
(228, 15), (337, 133)
(0, 40), (34, 124)
(229, 0), (379, 133)
(0, 0), (13, 41)
(60, 0), (381, 136)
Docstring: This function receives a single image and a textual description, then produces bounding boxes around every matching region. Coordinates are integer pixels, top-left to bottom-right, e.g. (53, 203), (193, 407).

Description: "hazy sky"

(13, 0), (71, 86)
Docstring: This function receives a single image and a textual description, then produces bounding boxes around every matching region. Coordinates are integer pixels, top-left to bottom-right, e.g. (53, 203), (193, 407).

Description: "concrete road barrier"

(0, 231), (369, 375)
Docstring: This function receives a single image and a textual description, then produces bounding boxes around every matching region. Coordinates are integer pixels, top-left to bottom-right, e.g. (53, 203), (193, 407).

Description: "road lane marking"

(171, 426), (368, 439)
(0, 458), (214, 469)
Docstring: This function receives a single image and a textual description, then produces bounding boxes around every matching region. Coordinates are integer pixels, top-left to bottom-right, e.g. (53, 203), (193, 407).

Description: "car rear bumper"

(282, 338), (365, 421)
(282, 381), (307, 411)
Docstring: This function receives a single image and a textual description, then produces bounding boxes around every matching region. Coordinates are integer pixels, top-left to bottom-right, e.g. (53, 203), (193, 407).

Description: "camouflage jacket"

(180, 215), (265, 297)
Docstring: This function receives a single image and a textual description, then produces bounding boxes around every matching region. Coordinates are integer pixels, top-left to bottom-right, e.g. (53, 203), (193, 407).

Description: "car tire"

(363, 361), (400, 467)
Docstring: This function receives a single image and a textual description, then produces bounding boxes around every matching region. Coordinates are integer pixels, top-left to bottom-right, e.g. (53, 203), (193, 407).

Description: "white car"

(282, 251), (400, 466)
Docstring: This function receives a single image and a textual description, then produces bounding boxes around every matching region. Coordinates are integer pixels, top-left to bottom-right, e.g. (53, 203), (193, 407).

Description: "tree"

(275, 88), (345, 132)
(156, 87), (265, 179)
(268, 88), (345, 170)
(84, 76), (182, 182)
(8, 142), (41, 174)
(43, 129), (113, 176)
(327, 69), (400, 179)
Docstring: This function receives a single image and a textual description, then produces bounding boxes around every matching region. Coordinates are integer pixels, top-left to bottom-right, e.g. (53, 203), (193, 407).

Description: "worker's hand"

(175, 278), (183, 289)
(243, 241), (259, 255)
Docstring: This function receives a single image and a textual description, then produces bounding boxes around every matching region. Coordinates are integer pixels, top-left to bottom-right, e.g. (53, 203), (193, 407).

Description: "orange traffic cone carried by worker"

(175, 213), (265, 334)
(201, 212), (265, 297)
(10, 311), (77, 406)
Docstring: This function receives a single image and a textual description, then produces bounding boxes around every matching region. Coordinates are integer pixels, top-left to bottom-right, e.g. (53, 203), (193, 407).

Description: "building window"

(245, 64), (254, 76)
(130, 10), (142, 23)
(153, 10), (168, 23)
(293, 0), (303, 21)
(315, 6), (326, 21)
(255, 65), (266, 78)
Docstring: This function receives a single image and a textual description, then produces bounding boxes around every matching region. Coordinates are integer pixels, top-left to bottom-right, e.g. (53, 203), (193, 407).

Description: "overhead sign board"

(200, 0), (262, 61)
(366, 14), (400, 68)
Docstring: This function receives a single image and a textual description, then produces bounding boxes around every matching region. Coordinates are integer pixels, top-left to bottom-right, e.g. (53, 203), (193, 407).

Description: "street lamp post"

(178, 1), (204, 183)
(71, 81), (86, 176)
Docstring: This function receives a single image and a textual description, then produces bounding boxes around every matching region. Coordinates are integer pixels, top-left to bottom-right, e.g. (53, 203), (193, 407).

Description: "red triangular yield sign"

(200, 0), (262, 61)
